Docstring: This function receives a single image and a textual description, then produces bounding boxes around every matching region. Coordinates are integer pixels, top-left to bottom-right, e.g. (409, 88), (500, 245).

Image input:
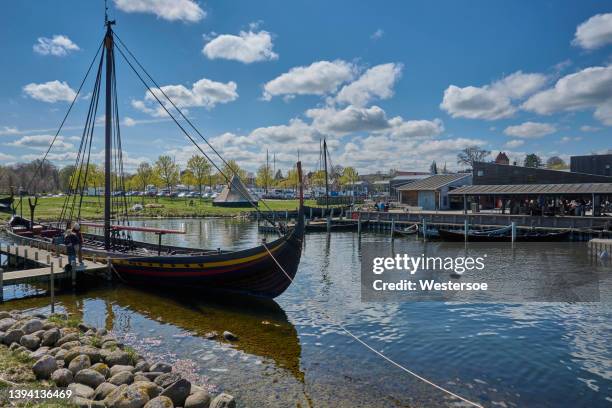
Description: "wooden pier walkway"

(0, 241), (108, 299)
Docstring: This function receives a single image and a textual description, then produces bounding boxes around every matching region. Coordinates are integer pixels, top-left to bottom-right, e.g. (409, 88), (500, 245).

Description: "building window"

(477, 170), (484, 176)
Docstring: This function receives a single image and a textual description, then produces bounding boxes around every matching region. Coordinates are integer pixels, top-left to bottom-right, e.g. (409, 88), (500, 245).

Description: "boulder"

(65, 346), (102, 364)
(57, 332), (80, 346)
(30, 346), (50, 360)
(55, 348), (68, 361)
(21, 319), (44, 334)
(93, 382), (117, 400)
(153, 372), (181, 388)
(0, 317), (17, 331)
(129, 381), (163, 399)
(102, 340), (119, 350)
(72, 396), (105, 408)
(69, 354), (92, 374)
(32, 329), (46, 340)
(110, 365), (136, 377)
(109, 370), (135, 386)
(105, 383), (150, 408)
(222, 331), (238, 341)
(9, 342), (21, 351)
(159, 378), (191, 407)
(32, 355), (57, 379)
(149, 362), (172, 373)
(20, 334), (41, 350)
(51, 368), (73, 387)
(204, 331), (218, 340)
(90, 362), (110, 378)
(61, 340), (82, 350)
(75, 368), (106, 389)
(209, 393), (236, 408)
(184, 390), (211, 408)
(106, 350), (131, 366)
(41, 327), (61, 347)
(42, 322), (57, 330)
(135, 360), (150, 373)
(68, 382), (95, 399)
(4, 329), (24, 345)
(97, 328), (108, 336)
(144, 396), (174, 408)
(78, 323), (92, 333)
(0, 311), (11, 319)
(142, 372), (164, 381)
(134, 374), (151, 383)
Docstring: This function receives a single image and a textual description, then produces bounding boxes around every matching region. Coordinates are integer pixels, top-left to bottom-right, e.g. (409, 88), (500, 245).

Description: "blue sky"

(0, 0), (610, 174)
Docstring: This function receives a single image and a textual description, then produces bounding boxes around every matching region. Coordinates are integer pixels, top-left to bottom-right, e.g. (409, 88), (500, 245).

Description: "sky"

(0, 0), (610, 175)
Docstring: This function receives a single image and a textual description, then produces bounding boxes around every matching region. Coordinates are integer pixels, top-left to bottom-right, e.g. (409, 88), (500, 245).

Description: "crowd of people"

(499, 197), (612, 216)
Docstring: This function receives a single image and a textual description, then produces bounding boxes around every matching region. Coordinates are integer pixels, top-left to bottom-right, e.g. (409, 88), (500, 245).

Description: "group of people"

(499, 197), (611, 216)
(374, 201), (390, 212)
(64, 222), (84, 267)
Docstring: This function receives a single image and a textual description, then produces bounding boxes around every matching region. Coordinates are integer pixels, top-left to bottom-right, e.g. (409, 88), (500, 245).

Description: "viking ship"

(5, 15), (305, 299)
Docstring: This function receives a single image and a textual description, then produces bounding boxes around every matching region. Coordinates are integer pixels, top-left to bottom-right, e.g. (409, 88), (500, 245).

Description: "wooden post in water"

(422, 218), (427, 241)
(391, 218), (395, 241)
(511, 221), (517, 243)
(327, 214), (331, 233)
(358, 213), (362, 236)
(50, 262), (55, 314)
(0, 266), (3, 302)
(309, 207), (313, 220)
(464, 219), (468, 242)
(285, 210), (288, 221)
(105, 256), (111, 282)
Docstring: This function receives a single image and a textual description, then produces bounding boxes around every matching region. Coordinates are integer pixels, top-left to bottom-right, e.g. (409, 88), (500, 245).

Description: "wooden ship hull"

(304, 205), (351, 218)
(392, 224), (418, 237)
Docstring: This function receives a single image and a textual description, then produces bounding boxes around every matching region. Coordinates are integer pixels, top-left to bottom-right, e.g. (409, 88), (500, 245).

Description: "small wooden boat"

(392, 224), (418, 237)
(438, 228), (571, 242)
(305, 219), (364, 232)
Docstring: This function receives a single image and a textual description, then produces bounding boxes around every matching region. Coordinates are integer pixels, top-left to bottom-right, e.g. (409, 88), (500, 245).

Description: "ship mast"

(323, 138), (329, 209)
(103, 16), (115, 250)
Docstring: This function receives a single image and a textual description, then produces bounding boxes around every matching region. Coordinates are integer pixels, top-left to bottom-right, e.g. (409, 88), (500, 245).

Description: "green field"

(3, 196), (315, 222)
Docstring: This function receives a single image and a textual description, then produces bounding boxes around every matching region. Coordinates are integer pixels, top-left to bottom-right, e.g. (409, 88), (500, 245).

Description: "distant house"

(570, 153), (612, 177)
(473, 161), (612, 185)
(495, 152), (510, 165)
(397, 174), (472, 210)
(213, 175), (259, 207)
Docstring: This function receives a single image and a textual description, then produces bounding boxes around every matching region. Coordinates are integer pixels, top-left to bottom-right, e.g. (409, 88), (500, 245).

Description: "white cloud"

(371, 29), (384, 40)
(503, 121), (556, 138)
(522, 65), (612, 125)
(580, 125), (601, 132)
(6, 135), (73, 151)
(262, 60), (356, 100)
(440, 71), (547, 120)
(0, 152), (15, 161)
(386, 117), (444, 139)
(114, 0), (205, 22)
(133, 77), (238, 117)
(572, 13), (612, 50)
(335, 63), (403, 106)
(306, 105), (390, 134)
(559, 136), (583, 144)
(504, 139), (525, 148)
(23, 80), (76, 103)
(33, 35), (80, 56)
(0, 126), (20, 136)
(203, 29), (278, 63)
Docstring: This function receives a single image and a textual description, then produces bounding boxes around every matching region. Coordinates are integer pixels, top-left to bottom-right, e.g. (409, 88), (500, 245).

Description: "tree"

(524, 153), (543, 168)
(441, 162), (448, 174)
(135, 162), (154, 192)
(186, 155), (212, 194)
(155, 155), (179, 190)
(546, 156), (568, 170)
(59, 165), (76, 192)
(457, 146), (491, 168)
(255, 164), (274, 191)
(221, 160), (247, 181)
(430, 160), (438, 175)
(339, 167), (358, 188)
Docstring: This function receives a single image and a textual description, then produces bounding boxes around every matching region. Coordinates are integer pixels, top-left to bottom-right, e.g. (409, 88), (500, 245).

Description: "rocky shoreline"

(0, 310), (236, 408)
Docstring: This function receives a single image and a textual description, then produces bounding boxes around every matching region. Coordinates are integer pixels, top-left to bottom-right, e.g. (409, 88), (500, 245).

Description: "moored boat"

(438, 228), (571, 242)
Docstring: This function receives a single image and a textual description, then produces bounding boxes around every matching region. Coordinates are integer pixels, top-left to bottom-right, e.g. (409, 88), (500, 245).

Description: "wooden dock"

(0, 241), (108, 301)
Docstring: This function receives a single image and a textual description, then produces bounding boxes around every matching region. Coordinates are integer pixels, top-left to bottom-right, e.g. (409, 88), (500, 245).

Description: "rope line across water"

(262, 242), (484, 408)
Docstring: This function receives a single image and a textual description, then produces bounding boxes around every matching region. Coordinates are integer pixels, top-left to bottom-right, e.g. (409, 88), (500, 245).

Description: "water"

(1, 218), (611, 407)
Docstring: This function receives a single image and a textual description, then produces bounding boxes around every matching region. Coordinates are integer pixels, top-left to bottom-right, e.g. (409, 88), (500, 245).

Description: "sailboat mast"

(103, 20), (115, 250)
(323, 138), (329, 208)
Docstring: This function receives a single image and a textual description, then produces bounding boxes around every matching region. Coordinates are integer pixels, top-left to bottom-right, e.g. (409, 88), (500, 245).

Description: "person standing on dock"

(73, 223), (84, 265)
(65, 228), (78, 267)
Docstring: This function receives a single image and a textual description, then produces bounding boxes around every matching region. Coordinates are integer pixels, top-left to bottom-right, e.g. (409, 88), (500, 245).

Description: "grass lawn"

(3, 196), (317, 222)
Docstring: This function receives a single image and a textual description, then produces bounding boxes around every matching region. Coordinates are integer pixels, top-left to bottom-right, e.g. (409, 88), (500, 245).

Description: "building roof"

(397, 174), (470, 191)
(495, 152), (509, 163)
(391, 174), (431, 181)
(213, 175), (258, 203)
(449, 183), (612, 195)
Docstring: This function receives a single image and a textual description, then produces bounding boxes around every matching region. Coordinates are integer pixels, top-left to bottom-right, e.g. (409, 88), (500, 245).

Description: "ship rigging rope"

(112, 33), (282, 230)
(16, 40), (104, 213)
(261, 242), (484, 408)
